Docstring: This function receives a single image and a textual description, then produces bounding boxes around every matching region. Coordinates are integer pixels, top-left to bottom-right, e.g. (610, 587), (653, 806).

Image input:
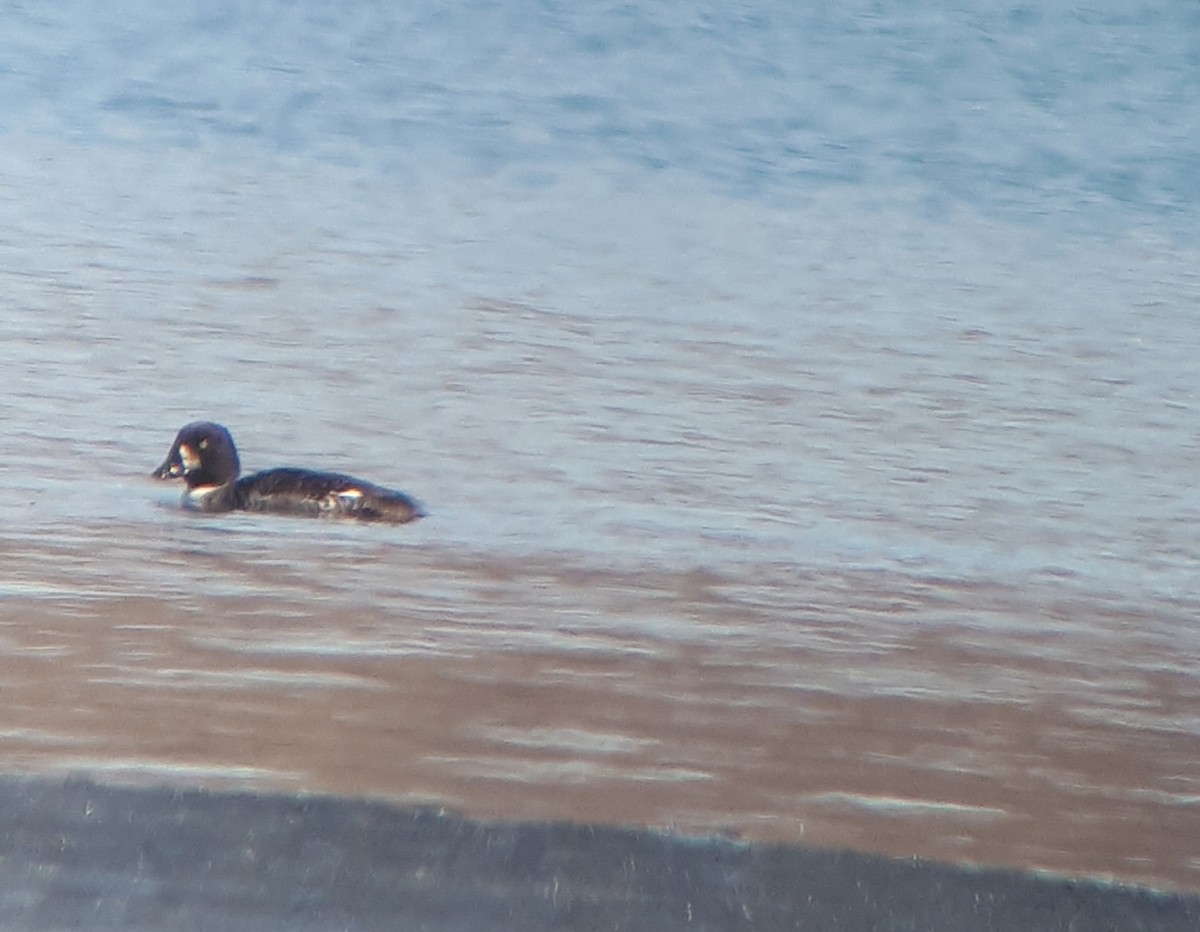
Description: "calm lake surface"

(1, 1), (1198, 892)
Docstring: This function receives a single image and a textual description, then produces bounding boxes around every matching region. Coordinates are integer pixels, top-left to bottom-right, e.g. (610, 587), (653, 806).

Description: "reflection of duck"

(153, 421), (425, 523)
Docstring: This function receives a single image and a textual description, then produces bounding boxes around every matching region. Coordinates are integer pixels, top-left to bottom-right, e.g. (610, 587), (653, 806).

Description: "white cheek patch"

(179, 443), (202, 472)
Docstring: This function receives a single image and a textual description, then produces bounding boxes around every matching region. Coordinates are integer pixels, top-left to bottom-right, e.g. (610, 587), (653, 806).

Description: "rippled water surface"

(1, 0), (1199, 894)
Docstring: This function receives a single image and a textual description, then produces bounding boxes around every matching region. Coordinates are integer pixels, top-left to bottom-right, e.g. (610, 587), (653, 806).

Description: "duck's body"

(154, 421), (424, 524)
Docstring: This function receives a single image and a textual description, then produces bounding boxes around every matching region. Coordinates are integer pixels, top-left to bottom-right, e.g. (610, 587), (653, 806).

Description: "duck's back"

(234, 468), (425, 523)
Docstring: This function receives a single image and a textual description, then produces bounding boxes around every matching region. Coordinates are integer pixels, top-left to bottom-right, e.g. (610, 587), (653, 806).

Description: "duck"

(153, 421), (425, 523)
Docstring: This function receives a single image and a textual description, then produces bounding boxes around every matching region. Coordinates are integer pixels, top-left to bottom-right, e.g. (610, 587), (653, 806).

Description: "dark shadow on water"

(1, 775), (1195, 932)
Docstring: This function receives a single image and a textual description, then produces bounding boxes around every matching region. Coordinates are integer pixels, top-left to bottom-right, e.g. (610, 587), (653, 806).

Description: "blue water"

(6, 2), (1199, 232)
(3, 2), (1200, 590)
(1, 1), (1198, 594)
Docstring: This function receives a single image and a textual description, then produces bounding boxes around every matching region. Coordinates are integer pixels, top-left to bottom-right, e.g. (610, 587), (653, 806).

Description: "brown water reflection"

(4, 535), (1197, 893)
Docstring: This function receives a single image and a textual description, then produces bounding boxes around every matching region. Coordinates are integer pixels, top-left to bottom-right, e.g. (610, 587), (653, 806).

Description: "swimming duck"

(153, 421), (425, 523)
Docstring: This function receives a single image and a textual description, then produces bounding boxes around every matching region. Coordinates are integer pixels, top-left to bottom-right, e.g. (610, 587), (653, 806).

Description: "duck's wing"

(236, 468), (425, 523)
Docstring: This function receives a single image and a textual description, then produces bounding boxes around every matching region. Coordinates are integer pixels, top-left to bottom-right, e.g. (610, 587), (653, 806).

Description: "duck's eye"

(199, 439), (209, 450)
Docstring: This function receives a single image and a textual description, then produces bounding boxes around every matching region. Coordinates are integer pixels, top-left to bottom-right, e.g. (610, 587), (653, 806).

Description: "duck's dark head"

(153, 421), (241, 488)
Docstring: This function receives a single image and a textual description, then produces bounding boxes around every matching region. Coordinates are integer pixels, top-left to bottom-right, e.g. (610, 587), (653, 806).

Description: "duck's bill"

(153, 458), (183, 480)
(153, 439), (201, 480)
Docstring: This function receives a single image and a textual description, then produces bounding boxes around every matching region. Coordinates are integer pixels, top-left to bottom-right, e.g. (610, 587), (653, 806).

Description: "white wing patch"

(325, 488), (365, 513)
